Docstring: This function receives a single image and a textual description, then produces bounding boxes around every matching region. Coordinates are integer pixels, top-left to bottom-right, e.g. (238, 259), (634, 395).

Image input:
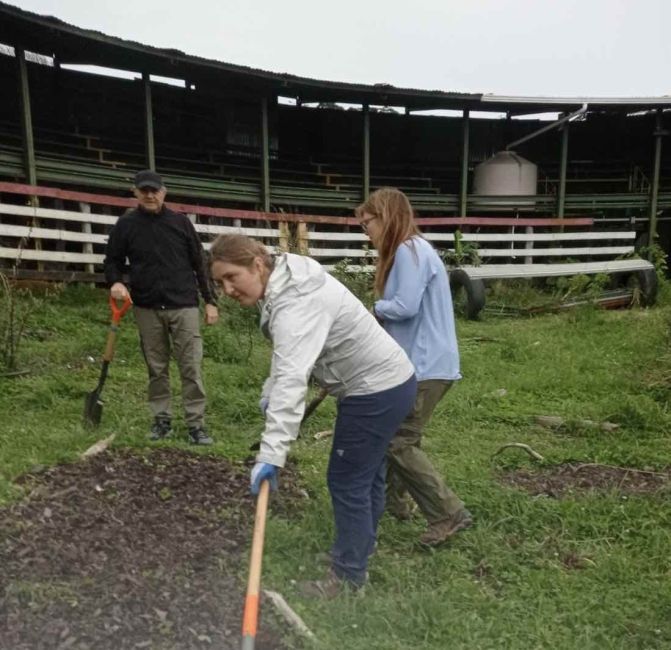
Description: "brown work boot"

(388, 500), (418, 521)
(297, 569), (363, 599)
(419, 509), (473, 547)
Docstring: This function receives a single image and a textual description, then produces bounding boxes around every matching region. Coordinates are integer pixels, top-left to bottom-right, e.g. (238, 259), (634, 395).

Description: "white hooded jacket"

(257, 253), (415, 467)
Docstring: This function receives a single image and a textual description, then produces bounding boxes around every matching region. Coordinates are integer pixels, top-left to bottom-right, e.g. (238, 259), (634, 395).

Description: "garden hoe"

(83, 295), (132, 428)
(241, 479), (271, 650)
(248, 387), (328, 452)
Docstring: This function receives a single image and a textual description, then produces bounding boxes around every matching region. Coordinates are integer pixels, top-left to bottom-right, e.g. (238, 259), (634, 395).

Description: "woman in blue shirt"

(355, 187), (472, 546)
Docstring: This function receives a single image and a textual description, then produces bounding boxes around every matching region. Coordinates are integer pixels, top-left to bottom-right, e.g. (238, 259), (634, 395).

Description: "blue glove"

(258, 396), (269, 416)
(250, 462), (279, 495)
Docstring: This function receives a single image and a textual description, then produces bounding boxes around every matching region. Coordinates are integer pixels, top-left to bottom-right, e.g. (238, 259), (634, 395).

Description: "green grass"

(1, 284), (671, 649)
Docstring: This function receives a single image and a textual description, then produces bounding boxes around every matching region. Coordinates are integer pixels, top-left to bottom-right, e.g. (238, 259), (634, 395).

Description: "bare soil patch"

(0, 448), (303, 650)
(500, 462), (671, 498)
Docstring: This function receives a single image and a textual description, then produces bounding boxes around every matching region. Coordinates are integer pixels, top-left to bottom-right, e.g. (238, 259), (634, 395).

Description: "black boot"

(149, 417), (173, 441)
(189, 426), (213, 446)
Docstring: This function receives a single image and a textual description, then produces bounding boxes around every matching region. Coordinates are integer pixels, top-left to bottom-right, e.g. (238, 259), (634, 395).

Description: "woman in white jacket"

(209, 234), (417, 597)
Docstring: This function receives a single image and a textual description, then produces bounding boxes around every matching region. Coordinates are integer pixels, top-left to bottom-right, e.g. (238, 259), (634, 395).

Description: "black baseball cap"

(133, 169), (164, 190)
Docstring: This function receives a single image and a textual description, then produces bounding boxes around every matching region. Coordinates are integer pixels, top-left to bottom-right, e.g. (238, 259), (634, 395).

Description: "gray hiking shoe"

(419, 509), (473, 547)
(188, 426), (213, 446)
(149, 417), (173, 441)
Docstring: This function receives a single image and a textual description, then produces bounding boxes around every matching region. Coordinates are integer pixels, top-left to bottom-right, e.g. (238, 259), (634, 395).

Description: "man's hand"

(250, 462), (279, 495)
(204, 303), (219, 325)
(111, 282), (130, 301)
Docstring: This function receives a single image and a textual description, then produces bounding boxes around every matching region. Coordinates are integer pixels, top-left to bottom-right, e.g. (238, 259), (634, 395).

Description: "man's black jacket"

(104, 206), (216, 309)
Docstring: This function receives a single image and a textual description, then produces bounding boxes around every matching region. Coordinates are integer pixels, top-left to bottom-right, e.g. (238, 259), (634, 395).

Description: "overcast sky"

(12, 0), (671, 98)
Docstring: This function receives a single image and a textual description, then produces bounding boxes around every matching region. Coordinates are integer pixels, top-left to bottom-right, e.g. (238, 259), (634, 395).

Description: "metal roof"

(1, 1), (670, 113)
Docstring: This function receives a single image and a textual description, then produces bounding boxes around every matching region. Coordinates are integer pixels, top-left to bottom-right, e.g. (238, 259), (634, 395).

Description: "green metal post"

(16, 47), (36, 186)
(143, 72), (156, 170)
(459, 109), (470, 217)
(362, 104), (370, 200)
(648, 109), (663, 254)
(260, 97), (270, 212)
(557, 118), (569, 218)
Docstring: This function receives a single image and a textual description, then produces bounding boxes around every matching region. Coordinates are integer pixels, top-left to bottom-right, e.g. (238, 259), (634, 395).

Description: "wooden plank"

(0, 205), (282, 237)
(306, 231), (366, 242)
(0, 224), (108, 244)
(0, 203), (118, 225)
(424, 231), (636, 243)
(461, 259), (654, 280)
(415, 216), (594, 227)
(0, 182), (136, 209)
(308, 248), (374, 258)
(475, 246), (634, 257)
(307, 230), (635, 244)
(0, 247), (102, 264)
(193, 224), (281, 238)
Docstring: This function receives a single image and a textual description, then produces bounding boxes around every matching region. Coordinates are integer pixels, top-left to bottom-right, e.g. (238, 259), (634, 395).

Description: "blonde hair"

(209, 234), (274, 270)
(355, 187), (421, 295)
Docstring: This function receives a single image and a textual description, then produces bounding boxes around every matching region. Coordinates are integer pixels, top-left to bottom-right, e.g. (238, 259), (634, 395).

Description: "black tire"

(636, 267), (658, 306)
(449, 269), (486, 320)
(634, 231), (649, 253)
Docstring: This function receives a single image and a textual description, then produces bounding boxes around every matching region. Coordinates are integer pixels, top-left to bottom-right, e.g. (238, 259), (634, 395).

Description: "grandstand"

(0, 1), (669, 281)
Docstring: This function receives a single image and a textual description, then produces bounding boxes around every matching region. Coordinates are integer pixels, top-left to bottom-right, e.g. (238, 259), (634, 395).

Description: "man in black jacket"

(104, 170), (219, 445)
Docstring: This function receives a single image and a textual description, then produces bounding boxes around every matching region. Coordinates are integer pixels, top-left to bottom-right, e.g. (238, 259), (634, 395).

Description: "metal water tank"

(472, 151), (537, 209)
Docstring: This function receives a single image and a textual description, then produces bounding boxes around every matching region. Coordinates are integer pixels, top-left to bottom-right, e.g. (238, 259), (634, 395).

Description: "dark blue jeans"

(327, 374), (417, 586)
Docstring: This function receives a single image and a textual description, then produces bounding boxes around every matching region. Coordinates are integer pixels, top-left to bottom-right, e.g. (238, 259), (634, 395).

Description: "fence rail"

(2, 181), (649, 281)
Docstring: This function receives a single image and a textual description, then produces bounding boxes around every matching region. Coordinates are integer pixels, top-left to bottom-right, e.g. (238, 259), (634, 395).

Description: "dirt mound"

(0, 448), (302, 650)
(500, 462), (671, 498)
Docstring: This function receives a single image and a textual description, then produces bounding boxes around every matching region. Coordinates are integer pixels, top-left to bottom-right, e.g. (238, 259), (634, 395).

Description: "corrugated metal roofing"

(1, 1), (669, 113)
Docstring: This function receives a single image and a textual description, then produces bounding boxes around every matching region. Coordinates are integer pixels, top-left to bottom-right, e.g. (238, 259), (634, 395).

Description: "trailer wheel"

(636, 267), (658, 306)
(449, 269), (486, 320)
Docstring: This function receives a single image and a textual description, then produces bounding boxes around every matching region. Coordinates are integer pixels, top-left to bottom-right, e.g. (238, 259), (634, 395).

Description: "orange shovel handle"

(109, 294), (132, 324)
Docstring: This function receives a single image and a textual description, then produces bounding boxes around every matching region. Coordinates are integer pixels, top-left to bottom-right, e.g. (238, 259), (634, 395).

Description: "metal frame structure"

(0, 1), (669, 258)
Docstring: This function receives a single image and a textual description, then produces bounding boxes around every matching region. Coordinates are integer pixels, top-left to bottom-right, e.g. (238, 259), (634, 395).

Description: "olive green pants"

(134, 306), (206, 428)
(387, 379), (464, 524)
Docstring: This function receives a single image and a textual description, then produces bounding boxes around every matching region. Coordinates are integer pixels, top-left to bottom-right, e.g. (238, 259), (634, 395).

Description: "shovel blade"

(83, 390), (103, 428)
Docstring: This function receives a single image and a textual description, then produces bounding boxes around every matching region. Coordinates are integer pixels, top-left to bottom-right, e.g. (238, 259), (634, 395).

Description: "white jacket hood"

(260, 254), (325, 327)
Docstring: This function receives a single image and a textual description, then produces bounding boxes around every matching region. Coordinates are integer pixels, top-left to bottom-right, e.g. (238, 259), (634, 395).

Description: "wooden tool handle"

(241, 480), (270, 647)
(102, 326), (118, 363)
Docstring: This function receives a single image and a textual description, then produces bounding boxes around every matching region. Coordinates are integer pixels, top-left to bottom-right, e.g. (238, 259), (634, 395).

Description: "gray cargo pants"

(134, 306), (206, 428)
(386, 379), (464, 524)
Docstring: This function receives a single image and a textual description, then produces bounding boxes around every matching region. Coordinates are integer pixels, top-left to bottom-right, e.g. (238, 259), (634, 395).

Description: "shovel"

(241, 479), (271, 650)
(83, 294), (132, 428)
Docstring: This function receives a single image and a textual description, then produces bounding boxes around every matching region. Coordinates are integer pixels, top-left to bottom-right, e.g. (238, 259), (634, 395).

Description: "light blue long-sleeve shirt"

(374, 236), (461, 382)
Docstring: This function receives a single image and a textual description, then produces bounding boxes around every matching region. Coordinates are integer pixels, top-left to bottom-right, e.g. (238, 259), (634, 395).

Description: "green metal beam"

(459, 109), (470, 217)
(260, 97), (270, 211)
(648, 109), (664, 252)
(362, 104), (370, 200)
(16, 47), (36, 186)
(143, 72), (155, 170)
(557, 119), (569, 218)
